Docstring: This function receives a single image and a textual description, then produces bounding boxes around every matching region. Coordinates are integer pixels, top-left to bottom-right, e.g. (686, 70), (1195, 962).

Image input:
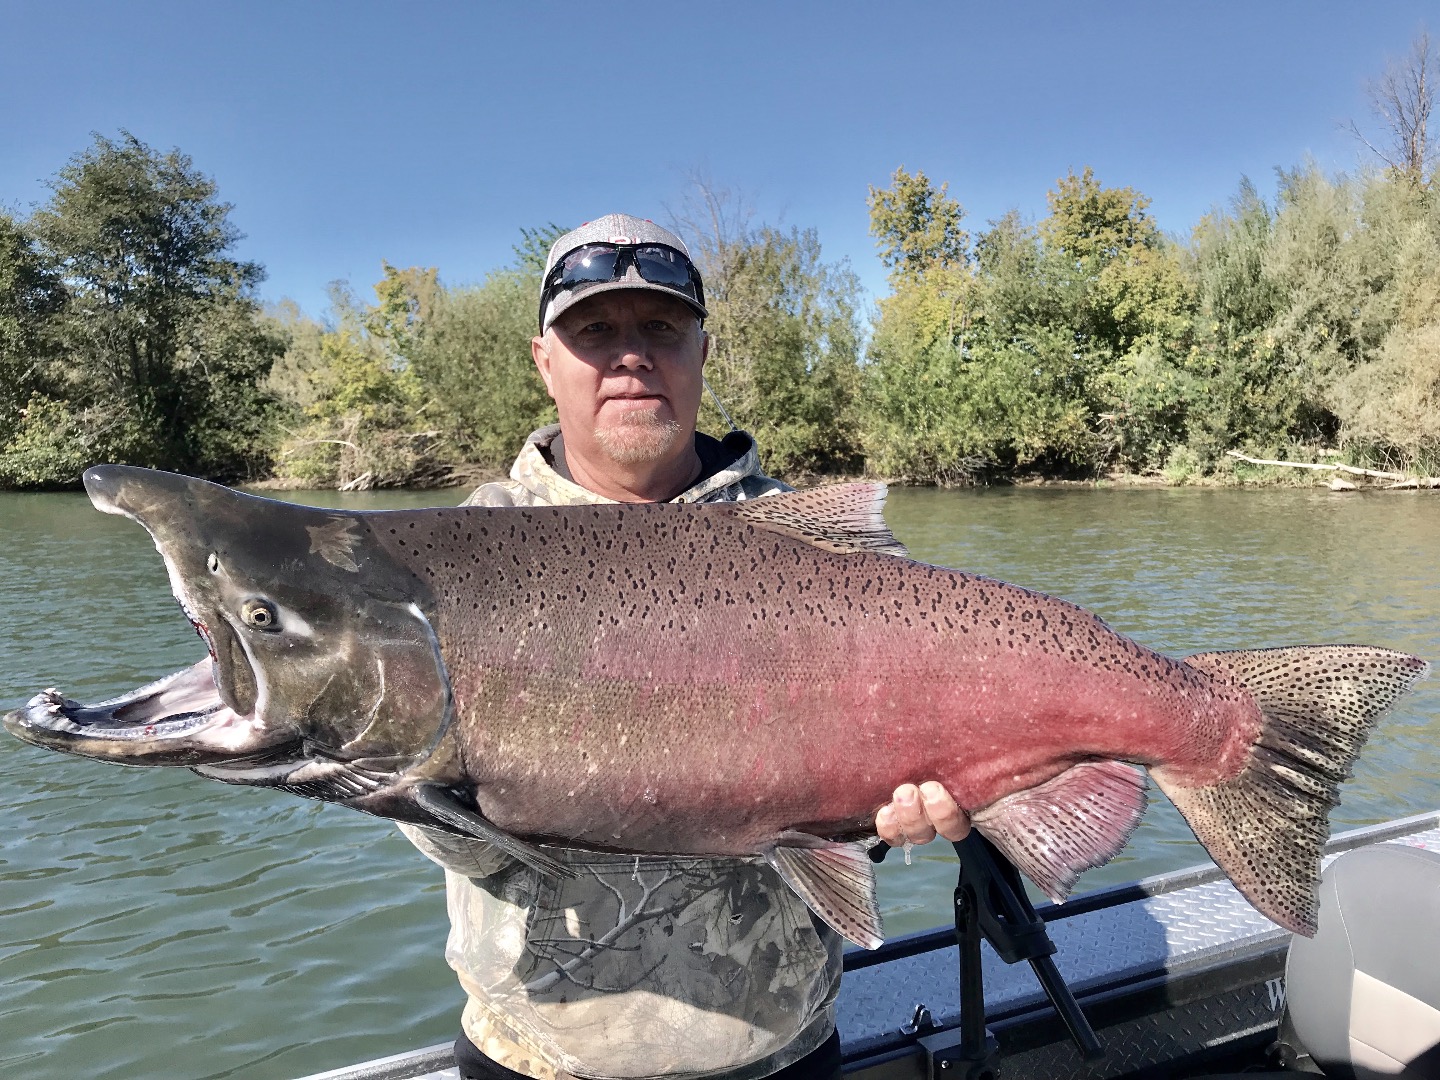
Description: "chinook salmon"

(4, 466), (1428, 947)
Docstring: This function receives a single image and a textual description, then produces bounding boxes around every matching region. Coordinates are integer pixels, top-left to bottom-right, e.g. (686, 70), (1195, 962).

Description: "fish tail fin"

(1154, 645), (1428, 936)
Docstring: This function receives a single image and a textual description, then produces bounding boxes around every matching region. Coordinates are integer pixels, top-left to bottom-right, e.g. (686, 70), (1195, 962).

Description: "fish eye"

(240, 599), (279, 631)
(207, 553), (221, 574)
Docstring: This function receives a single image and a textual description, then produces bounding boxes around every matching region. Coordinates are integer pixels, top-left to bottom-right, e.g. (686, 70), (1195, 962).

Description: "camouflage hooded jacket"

(398, 425), (843, 1080)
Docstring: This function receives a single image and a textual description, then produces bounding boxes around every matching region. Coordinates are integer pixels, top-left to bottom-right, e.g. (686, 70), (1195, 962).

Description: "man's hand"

(875, 782), (971, 847)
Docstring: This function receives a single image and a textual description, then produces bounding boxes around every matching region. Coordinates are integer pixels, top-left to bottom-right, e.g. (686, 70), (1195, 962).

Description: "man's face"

(532, 291), (707, 468)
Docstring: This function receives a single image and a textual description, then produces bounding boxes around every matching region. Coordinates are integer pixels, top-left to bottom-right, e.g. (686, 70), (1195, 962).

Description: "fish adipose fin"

(411, 785), (576, 880)
(763, 835), (884, 950)
(971, 760), (1148, 904)
(1158, 645), (1429, 937)
(733, 484), (909, 558)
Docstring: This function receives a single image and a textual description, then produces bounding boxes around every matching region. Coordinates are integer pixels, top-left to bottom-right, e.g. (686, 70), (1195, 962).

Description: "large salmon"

(4, 466), (1427, 947)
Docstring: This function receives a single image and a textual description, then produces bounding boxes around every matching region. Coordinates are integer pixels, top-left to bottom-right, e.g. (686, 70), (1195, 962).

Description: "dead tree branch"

(1225, 450), (1438, 487)
(1347, 31), (1437, 183)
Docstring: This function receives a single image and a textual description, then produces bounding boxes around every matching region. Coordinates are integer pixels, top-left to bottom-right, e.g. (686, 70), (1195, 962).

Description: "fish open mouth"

(3, 657), (274, 766)
(6, 464), (298, 768)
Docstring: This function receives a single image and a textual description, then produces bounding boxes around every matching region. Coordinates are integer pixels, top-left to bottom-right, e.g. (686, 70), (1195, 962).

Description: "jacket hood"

(507, 425), (771, 505)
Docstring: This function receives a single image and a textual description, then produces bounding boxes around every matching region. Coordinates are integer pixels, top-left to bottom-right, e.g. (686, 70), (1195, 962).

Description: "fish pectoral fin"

(732, 484), (909, 557)
(411, 785), (576, 880)
(763, 835), (884, 950)
(193, 756), (387, 801)
(971, 760), (1147, 905)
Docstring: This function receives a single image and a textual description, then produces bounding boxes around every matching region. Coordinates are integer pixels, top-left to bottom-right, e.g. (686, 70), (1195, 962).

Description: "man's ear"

(531, 334), (556, 397)
(700, 328), (709, 369)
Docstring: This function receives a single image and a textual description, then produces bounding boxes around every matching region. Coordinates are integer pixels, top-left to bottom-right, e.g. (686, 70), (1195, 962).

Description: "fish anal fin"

(972, 760), (1147, 904)
(411, 784), (575, 880)
(733, 484), (908, 558)
(763, 835), (884, 949)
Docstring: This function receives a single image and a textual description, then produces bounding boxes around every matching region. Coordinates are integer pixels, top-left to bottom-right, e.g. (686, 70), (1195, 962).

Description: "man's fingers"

(919, 781), (971, 842)
(877, 782), (972, 848)
(875, 805), (900, 845)
(886, 783), (937, 846)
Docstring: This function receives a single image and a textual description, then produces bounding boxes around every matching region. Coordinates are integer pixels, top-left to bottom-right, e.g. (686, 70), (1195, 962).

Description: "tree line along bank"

(1, 133), (1436, 492)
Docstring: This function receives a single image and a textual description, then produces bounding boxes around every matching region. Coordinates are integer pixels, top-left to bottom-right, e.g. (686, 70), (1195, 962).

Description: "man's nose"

(611, 327), (653, 369)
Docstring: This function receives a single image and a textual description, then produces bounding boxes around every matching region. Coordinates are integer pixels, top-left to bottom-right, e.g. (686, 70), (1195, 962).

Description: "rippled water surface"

(2, 484), (1437, 1078)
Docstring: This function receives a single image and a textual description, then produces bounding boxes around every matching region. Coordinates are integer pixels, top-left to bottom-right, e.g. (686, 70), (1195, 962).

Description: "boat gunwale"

(846, 808), (1440, 971)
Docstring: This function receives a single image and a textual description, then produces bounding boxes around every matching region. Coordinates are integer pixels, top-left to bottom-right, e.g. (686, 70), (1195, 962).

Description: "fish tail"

(1153, 645), (1428, 937)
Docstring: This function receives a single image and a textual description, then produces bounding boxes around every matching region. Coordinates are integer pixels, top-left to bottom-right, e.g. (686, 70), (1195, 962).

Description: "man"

(398, 215), (968, 1080)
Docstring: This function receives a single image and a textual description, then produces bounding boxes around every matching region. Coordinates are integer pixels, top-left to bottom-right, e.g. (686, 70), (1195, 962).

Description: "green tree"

(14, 132), (283, 483)
(511, 223), (567, 278)
(405, 224), (566, 470)
(1225, 164), (1403, 457)
(862, 273), (979, 482)
(273, 226), (571, 487)
(1333, 321), (1440, 472)
(860, 169), (989, 482)
(1329, 174), (1440, 469)
(1182, 178), (1298, 464)
(1176, 165), (1439, 473)
(1034, 168), (1195, 471)
(271, 275), (444, 489)
(862, 165), (1197, 479)
(261, 298), (329, 411)
(670, 183), (864, 476)
(409, 266), (557, 470)
(867, 166), (970, 281)
(1041, 166), (1191, 358)
(699, 225), (863, 476)
(0, 212), (65, 452)
(367, 261), (441, 366)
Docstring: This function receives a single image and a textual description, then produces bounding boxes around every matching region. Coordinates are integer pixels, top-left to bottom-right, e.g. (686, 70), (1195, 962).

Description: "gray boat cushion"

(1286, 845), (1440, 1079)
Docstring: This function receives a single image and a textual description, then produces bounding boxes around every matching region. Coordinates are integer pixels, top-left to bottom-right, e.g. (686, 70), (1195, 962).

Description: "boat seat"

(1283, 843), (1440, 1079)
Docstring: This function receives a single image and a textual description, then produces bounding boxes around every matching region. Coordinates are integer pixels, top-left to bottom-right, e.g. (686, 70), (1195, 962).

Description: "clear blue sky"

(2, 2), (1432, 318)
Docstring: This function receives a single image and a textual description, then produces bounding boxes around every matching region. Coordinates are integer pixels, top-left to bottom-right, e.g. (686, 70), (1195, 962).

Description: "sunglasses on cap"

(539, 243), (705, 328)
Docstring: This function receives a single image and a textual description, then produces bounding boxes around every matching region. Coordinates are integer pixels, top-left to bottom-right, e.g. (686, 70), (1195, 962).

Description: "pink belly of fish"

(457, 592), (1260, 857)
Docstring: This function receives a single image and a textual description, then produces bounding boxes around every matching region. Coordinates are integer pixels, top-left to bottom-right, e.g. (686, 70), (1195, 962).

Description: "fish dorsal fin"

(971, 760), (1147, 904)
(763, 834), (884, 949)
(732, 484), (908, 557)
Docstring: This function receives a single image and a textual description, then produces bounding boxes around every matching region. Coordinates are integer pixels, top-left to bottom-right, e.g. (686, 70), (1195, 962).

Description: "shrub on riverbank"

(858, 163), (1440, 485)
(3, 128), (1438, 491)
(264, 238), (560, 490)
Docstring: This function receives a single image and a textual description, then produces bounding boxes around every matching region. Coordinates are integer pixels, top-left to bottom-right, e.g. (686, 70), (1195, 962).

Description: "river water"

(1, 485), (1437, 1078)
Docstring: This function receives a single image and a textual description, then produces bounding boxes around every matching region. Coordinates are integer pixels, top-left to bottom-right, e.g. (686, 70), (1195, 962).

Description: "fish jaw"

(82, 465), (267, 724)
(2, 658), (288, 765)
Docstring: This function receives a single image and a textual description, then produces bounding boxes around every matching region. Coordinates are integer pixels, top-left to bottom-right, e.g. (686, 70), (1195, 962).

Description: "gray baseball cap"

(539, 213), (708, 332)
